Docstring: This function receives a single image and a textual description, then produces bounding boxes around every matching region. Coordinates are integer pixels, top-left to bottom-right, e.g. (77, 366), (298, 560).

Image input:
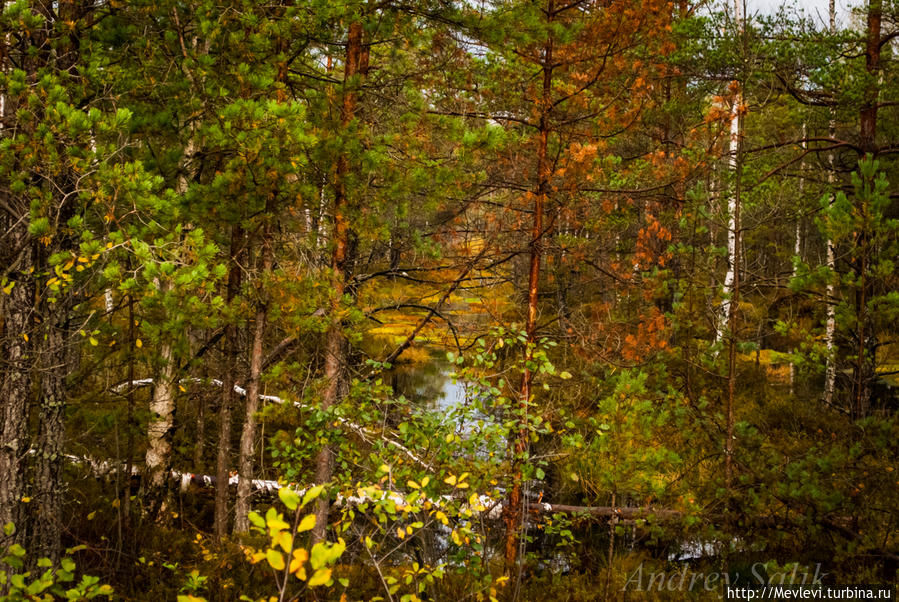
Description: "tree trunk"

(123, 294), (137, 521)
(312, 18), (366, 545)
(0, 234), (34, 544)
(725, 102), (742, 502)
(35, 310), (66, 563)
(790, 125), (806, 396)
(723, 0), (744, 507)
(214, 225), (244, 538)
(30, 0), (79, 560)
(234, 224), (272, 534)
(716, 90), (743, 345)
(823, 0), (837, 408)
(850, 0), (881, 419)
(505, 0), (554, 578)
(859, 0), (881, 156)
(144, 330), (177, 514)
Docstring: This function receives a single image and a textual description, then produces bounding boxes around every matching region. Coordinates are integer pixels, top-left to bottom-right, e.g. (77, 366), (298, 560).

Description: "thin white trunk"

(823, 0), (837, 406)
(790, 125), (807, 394)
(716, 89), (742, 344)
(715, 0), (745, 346)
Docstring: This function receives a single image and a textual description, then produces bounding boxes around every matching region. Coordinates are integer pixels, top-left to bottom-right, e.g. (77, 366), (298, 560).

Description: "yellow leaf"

(22, 334), (28, 342)
(266, 549), (285, 571)
(406, 480), (419, 490)
(308, 567), (332, 587)
(87, 511), (96, 520)
(420, 476), (430, 488)
(297, 514), (316, 533)
(396, 527), (406, 539)
(289, 548), (308, 578)
(135, 339), (143, 348)
(89, 337), (99, 346)
(444, 474), (457, 486)
(179, 385), (186, 392)
(277, 531), (293, 553)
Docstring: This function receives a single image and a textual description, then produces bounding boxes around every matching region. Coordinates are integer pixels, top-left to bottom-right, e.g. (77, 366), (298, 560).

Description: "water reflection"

(389, 355), (466, 412)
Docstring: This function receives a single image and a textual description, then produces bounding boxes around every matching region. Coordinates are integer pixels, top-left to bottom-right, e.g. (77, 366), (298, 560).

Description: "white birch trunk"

(146, 334), (176, 489)
(790, 125), (807, 394)
(823, 0), (837, 406)
(715, 88), (742, 345)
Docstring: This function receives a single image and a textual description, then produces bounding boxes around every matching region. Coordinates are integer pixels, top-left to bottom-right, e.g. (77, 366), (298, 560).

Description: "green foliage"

(790, 158), (899, 411)
(0, 525), (113, 601)
(564, 368), (684, 501)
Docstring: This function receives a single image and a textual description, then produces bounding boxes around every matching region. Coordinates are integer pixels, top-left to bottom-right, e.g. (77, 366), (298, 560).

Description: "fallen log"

(112, 377), (433, 470)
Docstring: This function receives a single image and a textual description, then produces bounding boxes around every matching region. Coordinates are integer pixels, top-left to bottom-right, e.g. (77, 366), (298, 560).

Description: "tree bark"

(214, 225), (244, 538)
(34, 309), (66, 563)
(144, 327), (177, 515)
(716, 88), (743, 345)
(234, 224), (272, 534)
(723, 0), (744, 507)
(823, 0), (837, 407)
(0, 234), (34, 544)
(504, 0), (554, 578)
(123, 294), (137, 521)
(790, 124), (806, 396)
(312, 18), (366, 545)
(850, 0), (881, 419)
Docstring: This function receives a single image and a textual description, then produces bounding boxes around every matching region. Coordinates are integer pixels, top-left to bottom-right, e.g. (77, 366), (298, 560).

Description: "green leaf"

(302, 485), (325, 508)
(278, 487), (300, 511)
(249, 511), (265, 529)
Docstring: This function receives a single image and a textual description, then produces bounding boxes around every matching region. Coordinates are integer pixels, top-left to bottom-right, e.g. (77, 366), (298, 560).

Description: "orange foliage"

(622, 308), (669, 362)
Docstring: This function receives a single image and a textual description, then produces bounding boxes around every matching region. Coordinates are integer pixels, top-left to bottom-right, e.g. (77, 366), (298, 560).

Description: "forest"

(1, 0), (898, 599)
